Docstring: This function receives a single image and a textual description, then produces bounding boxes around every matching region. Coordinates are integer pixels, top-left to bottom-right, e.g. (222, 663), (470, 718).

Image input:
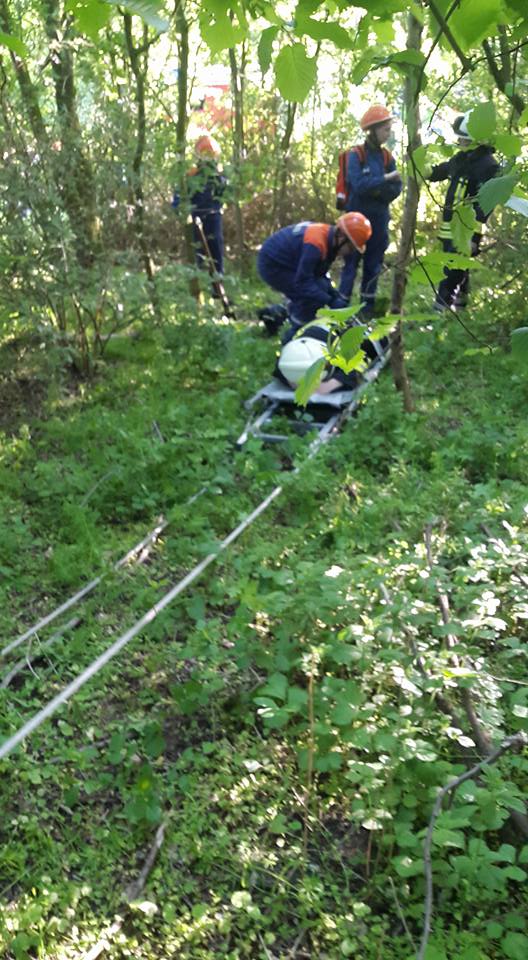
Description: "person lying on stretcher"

(275, 322), (384, 395)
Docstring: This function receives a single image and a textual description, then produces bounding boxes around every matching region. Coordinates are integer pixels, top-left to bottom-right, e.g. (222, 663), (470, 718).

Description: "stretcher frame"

(236, 340), (390, 448)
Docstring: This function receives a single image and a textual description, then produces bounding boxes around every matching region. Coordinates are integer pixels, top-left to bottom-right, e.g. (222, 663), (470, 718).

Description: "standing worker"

(257, 213), (372, 339)
(337, 105), (402, 318)
(428, 111), (499, 312)
(172, 134), (226, 276)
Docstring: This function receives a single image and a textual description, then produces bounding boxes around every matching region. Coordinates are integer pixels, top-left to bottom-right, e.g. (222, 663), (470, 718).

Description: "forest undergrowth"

(0, 274), (527, 960)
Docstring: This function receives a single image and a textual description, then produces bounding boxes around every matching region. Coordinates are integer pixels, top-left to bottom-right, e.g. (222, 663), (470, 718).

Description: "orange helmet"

(195, 134), (220, 157)
(337, 212), (372, 253)
(359, 105), (394, 131)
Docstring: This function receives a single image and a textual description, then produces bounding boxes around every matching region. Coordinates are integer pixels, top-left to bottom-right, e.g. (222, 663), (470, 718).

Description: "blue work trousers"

(339, 224), (389, 314)
(257, 251), (333, 327)
(193, 210), (224, 276)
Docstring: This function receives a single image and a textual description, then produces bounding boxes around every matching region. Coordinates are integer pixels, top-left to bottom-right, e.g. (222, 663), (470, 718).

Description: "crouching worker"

(275, 322), (384, 396)
(257, 214), (372, 337)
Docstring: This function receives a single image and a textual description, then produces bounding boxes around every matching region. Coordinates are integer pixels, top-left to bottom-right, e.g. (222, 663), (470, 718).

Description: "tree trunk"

(270, 101), (297, 231)
(123, 12), (160, 319)
(390, 12), (423, 414)
(229, 43), (246, 269)
(0, 0), (47, 143)
(42, 0), (101, 268)
(173, 0), (199, 296)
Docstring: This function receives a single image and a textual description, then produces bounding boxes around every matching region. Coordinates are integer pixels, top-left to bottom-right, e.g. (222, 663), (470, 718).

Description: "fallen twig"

(80, 820), (167, 960)
(417, 732), (527, 960)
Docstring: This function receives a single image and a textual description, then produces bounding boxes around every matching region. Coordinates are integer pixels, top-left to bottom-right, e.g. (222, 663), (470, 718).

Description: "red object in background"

(198, 85), (232, 129)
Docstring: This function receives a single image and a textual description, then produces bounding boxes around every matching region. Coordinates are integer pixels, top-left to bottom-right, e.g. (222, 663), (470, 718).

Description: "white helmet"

(453, 112), (472, 139)
(278, 337), (327, 386)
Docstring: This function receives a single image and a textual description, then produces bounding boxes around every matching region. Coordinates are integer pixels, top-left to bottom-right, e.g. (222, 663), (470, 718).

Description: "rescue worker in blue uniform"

(172, 134), (226, 275)
(429, 111), (499, 311)
(338, 105), (402, 318)
(257, 213), (372, 338)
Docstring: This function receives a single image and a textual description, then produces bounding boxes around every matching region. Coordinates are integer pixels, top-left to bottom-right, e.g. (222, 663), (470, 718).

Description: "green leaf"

(294, 16), (354, 49)
(393, 855), (424, 877)
(451, 203), (478, 255)
(259, 673), (288, 702)
(512, 704), (528, 718)
(201, 15), (246, 54)
(518, 106), (528, 127)
(66, 1), (111, 38)
(258, 26), (278, 76)
(294, 356), (326, 406)
(503, 865), (527, 882)
(411, 144), (428, 180)
(370, 317), (395, 340)
(331, 701), (357, 725)
(336, 325), (366, 362)
(274, 43), (317, 103)
(478, 173), (518, 215)
(467, 101), (496, 141)
(0, 30), (29, 57)
(371, 19), (395, 43)
(495, 843), (516, 862)
(494, 133), (522, 157)
(511, 327), (528, 364)
(106, 0), (169, 32)
(388, 49), (426, 67)
(443, 0), (504, 51)
(503, 932), (528, 960)
(352, 52), (378, 85)
(410, 250), (477, 284)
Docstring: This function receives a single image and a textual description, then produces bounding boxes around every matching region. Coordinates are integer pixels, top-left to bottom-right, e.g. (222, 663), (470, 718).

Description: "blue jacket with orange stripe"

(259, 222), (347, 310)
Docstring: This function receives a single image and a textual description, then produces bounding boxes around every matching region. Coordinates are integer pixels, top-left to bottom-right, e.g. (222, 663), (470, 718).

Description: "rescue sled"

(236, 340), (390, 448)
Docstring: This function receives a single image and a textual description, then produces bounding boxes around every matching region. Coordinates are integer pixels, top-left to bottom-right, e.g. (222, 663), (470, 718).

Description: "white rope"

(3, 487), (207, 660)
(0, 484), (282, 762)
(0, 359), (388, 761)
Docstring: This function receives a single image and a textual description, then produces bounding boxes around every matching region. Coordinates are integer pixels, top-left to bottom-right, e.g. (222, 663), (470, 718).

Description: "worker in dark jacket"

(172, 135), (226, 275)
(429, 111), (499, 311)
(257, 213), (372, 337)
(339, 105), (402, 318)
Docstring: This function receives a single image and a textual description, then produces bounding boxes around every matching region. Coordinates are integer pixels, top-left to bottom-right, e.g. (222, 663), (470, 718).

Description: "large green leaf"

(451, 204), (478, 254)
(387, 49), (425, 67)
(430, 0), (503, 51)
(478, 173), (518, 215)
(274, 43), (317, 103)
(467, 101), (496, 141)
(451, 0), (503, 49)
(334, 325), (366, 362)
(0, 30), (28, 57)
(371, 19), (395, 43)
(258, 26), (279, 76)
(493, 133), (522, 157)
(410, 250), (478, 284)
(294, 16), (354, 49)
(294, 356), (326, 406)
(67, 1), (111, 39)
(199, 0), (248, 53)
(106, 0), (169, 32)
(352, 51), (379, 84)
